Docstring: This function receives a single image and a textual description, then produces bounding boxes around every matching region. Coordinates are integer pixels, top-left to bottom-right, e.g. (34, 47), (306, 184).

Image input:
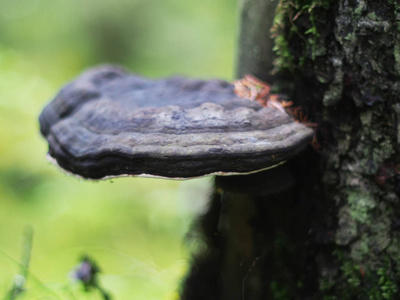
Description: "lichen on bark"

(273, 0), (400, 298)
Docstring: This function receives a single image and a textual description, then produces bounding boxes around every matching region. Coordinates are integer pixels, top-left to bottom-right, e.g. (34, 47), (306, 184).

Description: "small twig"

(4, 226), (34, 300)
(241, 248), (270, 300)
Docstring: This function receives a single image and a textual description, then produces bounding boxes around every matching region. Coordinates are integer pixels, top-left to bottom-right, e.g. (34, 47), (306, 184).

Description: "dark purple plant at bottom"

(71, 255), (111, 300)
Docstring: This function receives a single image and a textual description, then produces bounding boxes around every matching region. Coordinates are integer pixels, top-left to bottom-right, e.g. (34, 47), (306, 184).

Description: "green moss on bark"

(273, 0), (400, 298)
(272, 0), (333, 73)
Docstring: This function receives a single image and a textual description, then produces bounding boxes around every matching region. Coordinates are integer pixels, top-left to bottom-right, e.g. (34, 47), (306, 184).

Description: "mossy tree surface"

(274, 0), (400, 298)
(181, 0), (400, 299)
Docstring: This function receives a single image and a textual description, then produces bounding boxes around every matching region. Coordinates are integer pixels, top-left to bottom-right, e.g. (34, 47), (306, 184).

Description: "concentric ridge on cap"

(39, 65), (314, 179)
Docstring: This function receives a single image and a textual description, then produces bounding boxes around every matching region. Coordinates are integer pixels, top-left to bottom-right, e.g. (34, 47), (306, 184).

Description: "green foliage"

(366, 258), (398, 300)
(272, 0), (333, 72)
(328, 248), (363, 298)
(0, 0), (234, 298)
(270, 281), (290, 300)
(327, 249), (400, 299)
(347, 190), (376, 224)
(375, 267), (398, 299)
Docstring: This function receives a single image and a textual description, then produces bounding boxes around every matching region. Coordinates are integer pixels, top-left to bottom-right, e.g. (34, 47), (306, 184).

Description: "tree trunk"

(182, 0), (400, 299)
(273, 0), (400, 298)
(236, 0), (279, 81)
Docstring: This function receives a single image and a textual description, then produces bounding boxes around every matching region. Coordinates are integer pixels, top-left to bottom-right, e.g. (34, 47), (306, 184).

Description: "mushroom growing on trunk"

(39, 65), (314, 299)
(39, 65), (313, 180)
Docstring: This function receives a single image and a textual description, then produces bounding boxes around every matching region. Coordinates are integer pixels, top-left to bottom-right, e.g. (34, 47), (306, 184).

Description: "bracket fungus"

(39, 65), (314, 180)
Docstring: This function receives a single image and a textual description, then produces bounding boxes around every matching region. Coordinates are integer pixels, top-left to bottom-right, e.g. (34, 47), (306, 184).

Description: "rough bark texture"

(274, 0), (400, 298)
(183, 1), (319, 299)
(181, 163), (320, 300)
(182, 0), (400, 299)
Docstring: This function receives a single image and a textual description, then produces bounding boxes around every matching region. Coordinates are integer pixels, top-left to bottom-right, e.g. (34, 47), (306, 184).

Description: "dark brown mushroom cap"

(39, 65), (314, 180)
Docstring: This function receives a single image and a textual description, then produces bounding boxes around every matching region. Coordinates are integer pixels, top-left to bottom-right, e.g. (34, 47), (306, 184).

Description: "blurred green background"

(0, 0), (237, 299)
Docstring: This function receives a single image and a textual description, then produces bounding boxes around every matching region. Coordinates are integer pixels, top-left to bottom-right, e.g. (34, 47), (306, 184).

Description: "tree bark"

(273, 0), (400, 298)
(236, 0), (279, 81)
(182, 0), (400, 299)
